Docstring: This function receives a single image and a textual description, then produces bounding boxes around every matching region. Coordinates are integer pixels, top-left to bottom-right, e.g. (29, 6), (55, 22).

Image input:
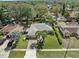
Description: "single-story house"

(26, 23), (52, 38)
(69, 11), (79, 18)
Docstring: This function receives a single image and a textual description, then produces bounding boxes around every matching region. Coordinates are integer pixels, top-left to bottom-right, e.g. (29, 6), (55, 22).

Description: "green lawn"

(9, 51), (25, 58)
(16, 34), (28, 49)
(66, 51), (79, 58)
(37, 51), (79, 58)
(43, 35), (62, 49)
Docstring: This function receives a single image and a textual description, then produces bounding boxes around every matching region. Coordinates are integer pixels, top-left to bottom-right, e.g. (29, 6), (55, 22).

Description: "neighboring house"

(26, 23), (52, 38)
(52, 16), (57, 20)
(52, 16), (67, 22)
(57, 17), (67, 22)
(0, 24), (24, 35)
(48, 4), (52, 10)
(70, 11), (79, 18)
(0, 24), (16, 34)
(65, 7), (72, 12)
(58, 22), (79, 38)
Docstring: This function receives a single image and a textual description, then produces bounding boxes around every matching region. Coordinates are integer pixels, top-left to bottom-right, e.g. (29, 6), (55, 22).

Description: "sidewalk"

(12, 49), (26, 51)
(39, 49), (79, 51)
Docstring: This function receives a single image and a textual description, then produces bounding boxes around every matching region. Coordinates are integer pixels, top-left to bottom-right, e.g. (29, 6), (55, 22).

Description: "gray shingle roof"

(27, 23), (52, 37)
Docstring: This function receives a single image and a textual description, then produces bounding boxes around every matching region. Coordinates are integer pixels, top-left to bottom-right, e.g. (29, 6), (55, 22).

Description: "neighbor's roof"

(27, 23), (52, 36)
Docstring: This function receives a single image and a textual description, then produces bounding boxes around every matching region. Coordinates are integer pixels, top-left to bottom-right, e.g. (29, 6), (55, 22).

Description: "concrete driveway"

(24, 40), (37, 58)
(24, 49), (36, 58)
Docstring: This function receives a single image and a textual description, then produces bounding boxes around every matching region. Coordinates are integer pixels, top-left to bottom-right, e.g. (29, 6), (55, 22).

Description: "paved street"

(0, 40), (10, 58)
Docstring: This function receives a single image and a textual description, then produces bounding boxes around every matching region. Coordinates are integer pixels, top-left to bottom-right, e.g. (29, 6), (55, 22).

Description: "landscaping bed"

(37, 51), (79, 58)
(9, 51), (25, 58)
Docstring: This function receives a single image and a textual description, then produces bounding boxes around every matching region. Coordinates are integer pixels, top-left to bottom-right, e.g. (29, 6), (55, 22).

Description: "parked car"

(5, 40), (14, 51)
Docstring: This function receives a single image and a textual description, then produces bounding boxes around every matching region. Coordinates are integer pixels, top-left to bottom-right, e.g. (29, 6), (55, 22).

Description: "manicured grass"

(37, 51), (65, 58)
(16, 34), (28, 49)
(9, 51), (25, 58)
(43, 35), (62, 49)
(66, 51), (79, 58)
(37, 51), (79, 58)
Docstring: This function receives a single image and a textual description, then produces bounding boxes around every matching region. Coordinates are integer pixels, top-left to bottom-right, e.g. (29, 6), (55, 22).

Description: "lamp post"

(64, 38), (71, 58)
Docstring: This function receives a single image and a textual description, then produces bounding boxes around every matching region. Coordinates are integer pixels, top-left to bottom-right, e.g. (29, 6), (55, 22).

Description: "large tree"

(34, 3), (48, 22)
(50, 5), (61, 16)
(14, 4), (36, 27)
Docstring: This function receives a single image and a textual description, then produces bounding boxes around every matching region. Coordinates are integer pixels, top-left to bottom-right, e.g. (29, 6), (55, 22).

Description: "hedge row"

(53, 26), (62, 45)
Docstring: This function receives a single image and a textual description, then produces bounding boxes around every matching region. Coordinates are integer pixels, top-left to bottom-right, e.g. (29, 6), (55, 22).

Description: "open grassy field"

(9, 51), (25, 58)
(37, 51), (79, 58)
